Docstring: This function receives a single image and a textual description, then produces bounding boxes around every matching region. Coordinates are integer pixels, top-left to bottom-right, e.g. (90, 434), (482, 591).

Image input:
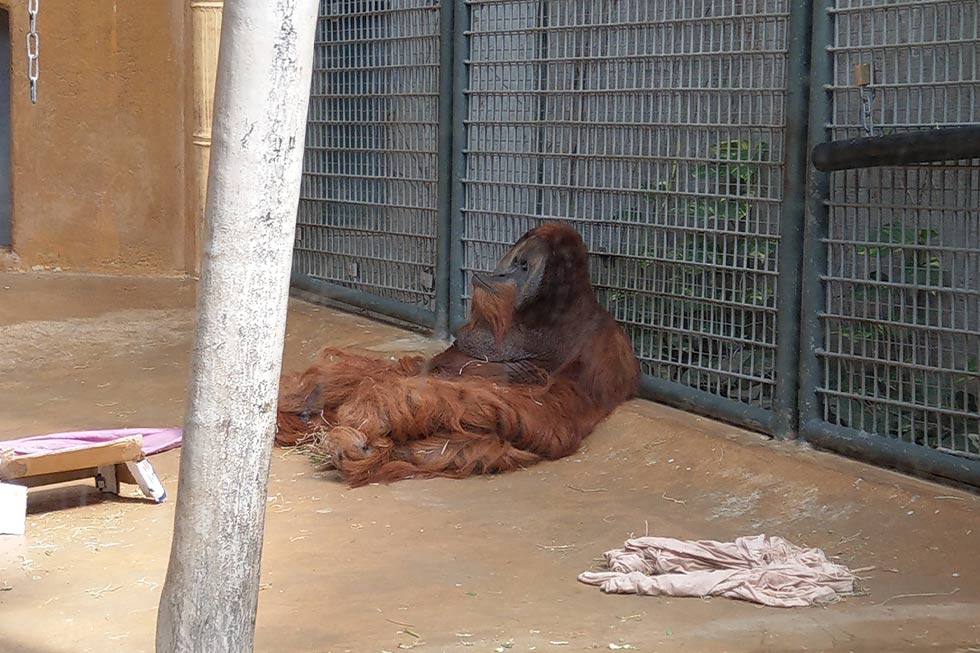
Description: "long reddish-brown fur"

(276, 223), (640, 486)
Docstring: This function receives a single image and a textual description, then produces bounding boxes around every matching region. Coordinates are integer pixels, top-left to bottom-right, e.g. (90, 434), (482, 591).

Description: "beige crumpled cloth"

(578, 534), (856, 607)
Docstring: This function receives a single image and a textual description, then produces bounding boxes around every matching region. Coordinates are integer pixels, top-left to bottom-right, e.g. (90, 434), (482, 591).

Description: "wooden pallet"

(0, 434), (168, 534)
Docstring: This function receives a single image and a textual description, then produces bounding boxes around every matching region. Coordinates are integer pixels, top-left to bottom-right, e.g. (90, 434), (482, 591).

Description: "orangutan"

(276, 223), (640, 486)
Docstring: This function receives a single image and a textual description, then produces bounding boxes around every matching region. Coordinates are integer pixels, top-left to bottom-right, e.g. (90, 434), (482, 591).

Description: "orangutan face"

(471, 233), (549, 311)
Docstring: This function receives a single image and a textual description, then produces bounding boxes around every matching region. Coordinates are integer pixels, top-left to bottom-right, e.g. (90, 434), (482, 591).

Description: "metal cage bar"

(800, 0), (837, 430)
(434, 0), (458, 338)
(449, 0), (472, 332)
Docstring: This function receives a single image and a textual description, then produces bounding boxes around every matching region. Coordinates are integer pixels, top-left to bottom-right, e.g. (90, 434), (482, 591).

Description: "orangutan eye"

(519, 259), (528, 272)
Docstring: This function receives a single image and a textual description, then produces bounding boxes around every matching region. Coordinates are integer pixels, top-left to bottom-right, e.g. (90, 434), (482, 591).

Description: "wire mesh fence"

(293, 0), (980, 483)
(294, 0), (443, 320)
(818, 0), (980, 461)
(459, 0), (792, 412)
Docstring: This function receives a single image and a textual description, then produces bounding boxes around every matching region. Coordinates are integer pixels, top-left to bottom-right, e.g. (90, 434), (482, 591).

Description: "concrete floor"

(1, 272), (978, 653)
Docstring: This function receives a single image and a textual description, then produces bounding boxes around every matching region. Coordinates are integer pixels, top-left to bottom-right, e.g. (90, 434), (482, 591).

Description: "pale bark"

(155, 1), (318, 651)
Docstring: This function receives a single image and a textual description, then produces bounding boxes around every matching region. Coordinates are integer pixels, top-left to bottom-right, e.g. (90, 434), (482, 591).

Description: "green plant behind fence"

(827, 224), (980, 458)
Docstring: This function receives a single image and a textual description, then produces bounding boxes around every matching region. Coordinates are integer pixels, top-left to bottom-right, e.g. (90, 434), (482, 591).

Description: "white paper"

(0, 482), (27, 535)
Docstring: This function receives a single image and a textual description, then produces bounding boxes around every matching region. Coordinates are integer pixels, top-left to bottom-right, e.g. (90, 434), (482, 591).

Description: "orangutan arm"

(314, 375), (602, 486)
(275, 347), (424, 445)
(324, 429), (544, 487)
(332, 373), (598, 454)
(426, 344), (549, 385)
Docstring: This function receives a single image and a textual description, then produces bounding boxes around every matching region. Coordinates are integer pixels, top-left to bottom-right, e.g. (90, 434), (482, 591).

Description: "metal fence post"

(448, 0), (471, 333)
(798, 0), (834, 433)
(772, 0), (814, 440)
(434, 0), (457, 340)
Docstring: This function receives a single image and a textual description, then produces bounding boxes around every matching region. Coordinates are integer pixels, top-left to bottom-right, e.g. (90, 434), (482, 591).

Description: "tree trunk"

(155, 1), (318, 651)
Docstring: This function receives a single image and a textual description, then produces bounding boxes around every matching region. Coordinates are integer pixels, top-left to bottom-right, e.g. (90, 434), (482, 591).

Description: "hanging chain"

(853, 63), (875, 137)
(27, 0), (39, 104)
(859, 86), (876, 137)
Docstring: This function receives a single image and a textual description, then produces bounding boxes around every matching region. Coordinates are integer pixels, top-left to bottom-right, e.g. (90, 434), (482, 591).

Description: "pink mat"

(1, 428), (183, 457)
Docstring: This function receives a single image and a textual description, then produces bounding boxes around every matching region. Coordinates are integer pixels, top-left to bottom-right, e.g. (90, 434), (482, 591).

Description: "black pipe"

(639, 375), (773, 435)
(811, 126), (980, 172)
(802, 418), (980, 489)
(290, 272), (435, 329)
